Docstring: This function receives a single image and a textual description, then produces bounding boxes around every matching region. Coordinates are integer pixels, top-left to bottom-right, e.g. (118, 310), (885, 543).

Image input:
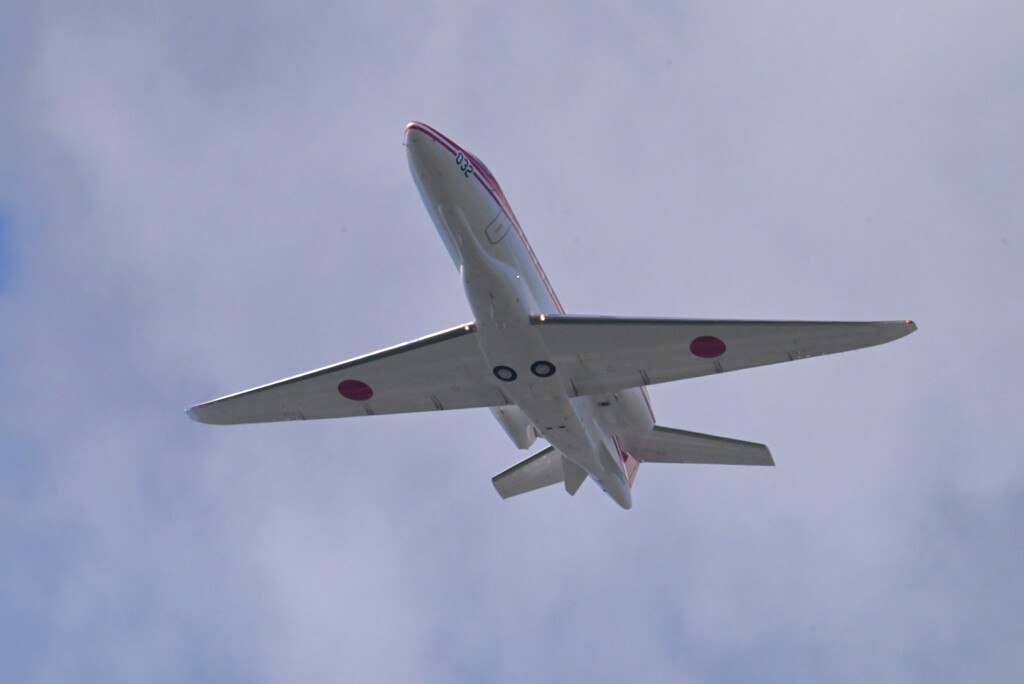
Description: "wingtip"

(185, 405), (208, 423)
(895, 319), (918, 338)
(882, 319), (917, 339)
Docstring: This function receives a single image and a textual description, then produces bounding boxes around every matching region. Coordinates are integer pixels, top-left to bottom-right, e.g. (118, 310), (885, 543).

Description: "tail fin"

(635, 425), (774, 466)
(492, 447), (589, 499)
(561, 457), (587, 495)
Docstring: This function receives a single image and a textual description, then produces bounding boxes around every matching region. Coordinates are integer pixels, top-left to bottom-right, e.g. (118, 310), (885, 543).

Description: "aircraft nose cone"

(406, 121), (461, 201)
(404, 121), (445, 158)
(404, 121), (426, 146)
(405, 122), (441, 179)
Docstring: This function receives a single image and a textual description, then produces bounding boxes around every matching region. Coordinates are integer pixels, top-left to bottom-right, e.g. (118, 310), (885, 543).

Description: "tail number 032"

(455, 152), (475, 178)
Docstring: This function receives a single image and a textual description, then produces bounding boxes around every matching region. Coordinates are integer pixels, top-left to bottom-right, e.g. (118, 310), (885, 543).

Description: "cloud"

(2, 2), (1022, 682)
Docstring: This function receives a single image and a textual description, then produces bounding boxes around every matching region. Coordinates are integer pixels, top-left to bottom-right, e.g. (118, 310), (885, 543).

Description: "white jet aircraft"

(188, 121), (916, 509)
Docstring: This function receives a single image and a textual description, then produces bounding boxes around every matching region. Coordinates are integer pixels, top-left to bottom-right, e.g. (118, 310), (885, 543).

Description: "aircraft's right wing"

(188, 323), (509, 424)
(532, 315), (917, 396)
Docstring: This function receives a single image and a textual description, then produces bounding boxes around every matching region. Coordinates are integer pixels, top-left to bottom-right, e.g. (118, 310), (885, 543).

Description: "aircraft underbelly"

(446, 198), (630, 502)
(407, 125), (633, 505)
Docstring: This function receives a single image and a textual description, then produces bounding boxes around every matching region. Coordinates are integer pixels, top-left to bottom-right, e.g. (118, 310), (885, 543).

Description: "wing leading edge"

(188, 323), (509, 425)
(532, 315), (916, 396)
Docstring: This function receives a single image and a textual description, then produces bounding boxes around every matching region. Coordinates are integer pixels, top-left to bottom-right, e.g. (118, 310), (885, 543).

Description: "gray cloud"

(2, 2), (1022, 682)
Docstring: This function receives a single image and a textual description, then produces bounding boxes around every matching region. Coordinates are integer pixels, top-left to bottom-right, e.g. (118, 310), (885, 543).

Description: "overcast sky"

(2, 2), (1022, 682)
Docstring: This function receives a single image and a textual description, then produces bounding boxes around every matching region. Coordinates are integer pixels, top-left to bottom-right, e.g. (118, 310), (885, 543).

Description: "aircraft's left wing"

(532, 315), (916, 396)
(188, 323), (508, 424)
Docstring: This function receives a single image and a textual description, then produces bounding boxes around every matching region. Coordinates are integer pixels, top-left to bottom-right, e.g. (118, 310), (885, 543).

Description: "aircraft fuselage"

(405, 122), (650, 508)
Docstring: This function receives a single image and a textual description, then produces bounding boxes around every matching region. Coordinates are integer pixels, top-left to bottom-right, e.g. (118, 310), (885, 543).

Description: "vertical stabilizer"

(562, 457), (588, 495)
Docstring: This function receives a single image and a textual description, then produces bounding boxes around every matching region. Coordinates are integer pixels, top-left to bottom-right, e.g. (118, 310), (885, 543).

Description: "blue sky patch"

(0, 210), (11, 291)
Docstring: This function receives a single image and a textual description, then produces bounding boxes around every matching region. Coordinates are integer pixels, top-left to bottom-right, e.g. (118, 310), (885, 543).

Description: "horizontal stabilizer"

(492, 447), (565, 499)
(637, 425), (774, 466)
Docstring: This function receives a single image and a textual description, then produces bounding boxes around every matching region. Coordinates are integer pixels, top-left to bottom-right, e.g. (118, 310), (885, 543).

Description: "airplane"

(187, 121), (916, 509)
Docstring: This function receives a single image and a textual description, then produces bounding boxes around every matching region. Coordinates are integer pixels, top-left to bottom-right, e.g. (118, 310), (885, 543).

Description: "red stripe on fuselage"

(612, 434), (641, 487)
(405, 122), (565, 314)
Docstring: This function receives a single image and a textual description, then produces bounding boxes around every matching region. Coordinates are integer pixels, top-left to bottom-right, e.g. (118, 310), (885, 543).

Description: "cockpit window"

(467, 152), (501, 192)
(468, 153), (491, 177)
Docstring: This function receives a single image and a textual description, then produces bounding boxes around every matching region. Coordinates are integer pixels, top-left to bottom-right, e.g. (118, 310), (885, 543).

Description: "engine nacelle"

(489, 406), (538, 449)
